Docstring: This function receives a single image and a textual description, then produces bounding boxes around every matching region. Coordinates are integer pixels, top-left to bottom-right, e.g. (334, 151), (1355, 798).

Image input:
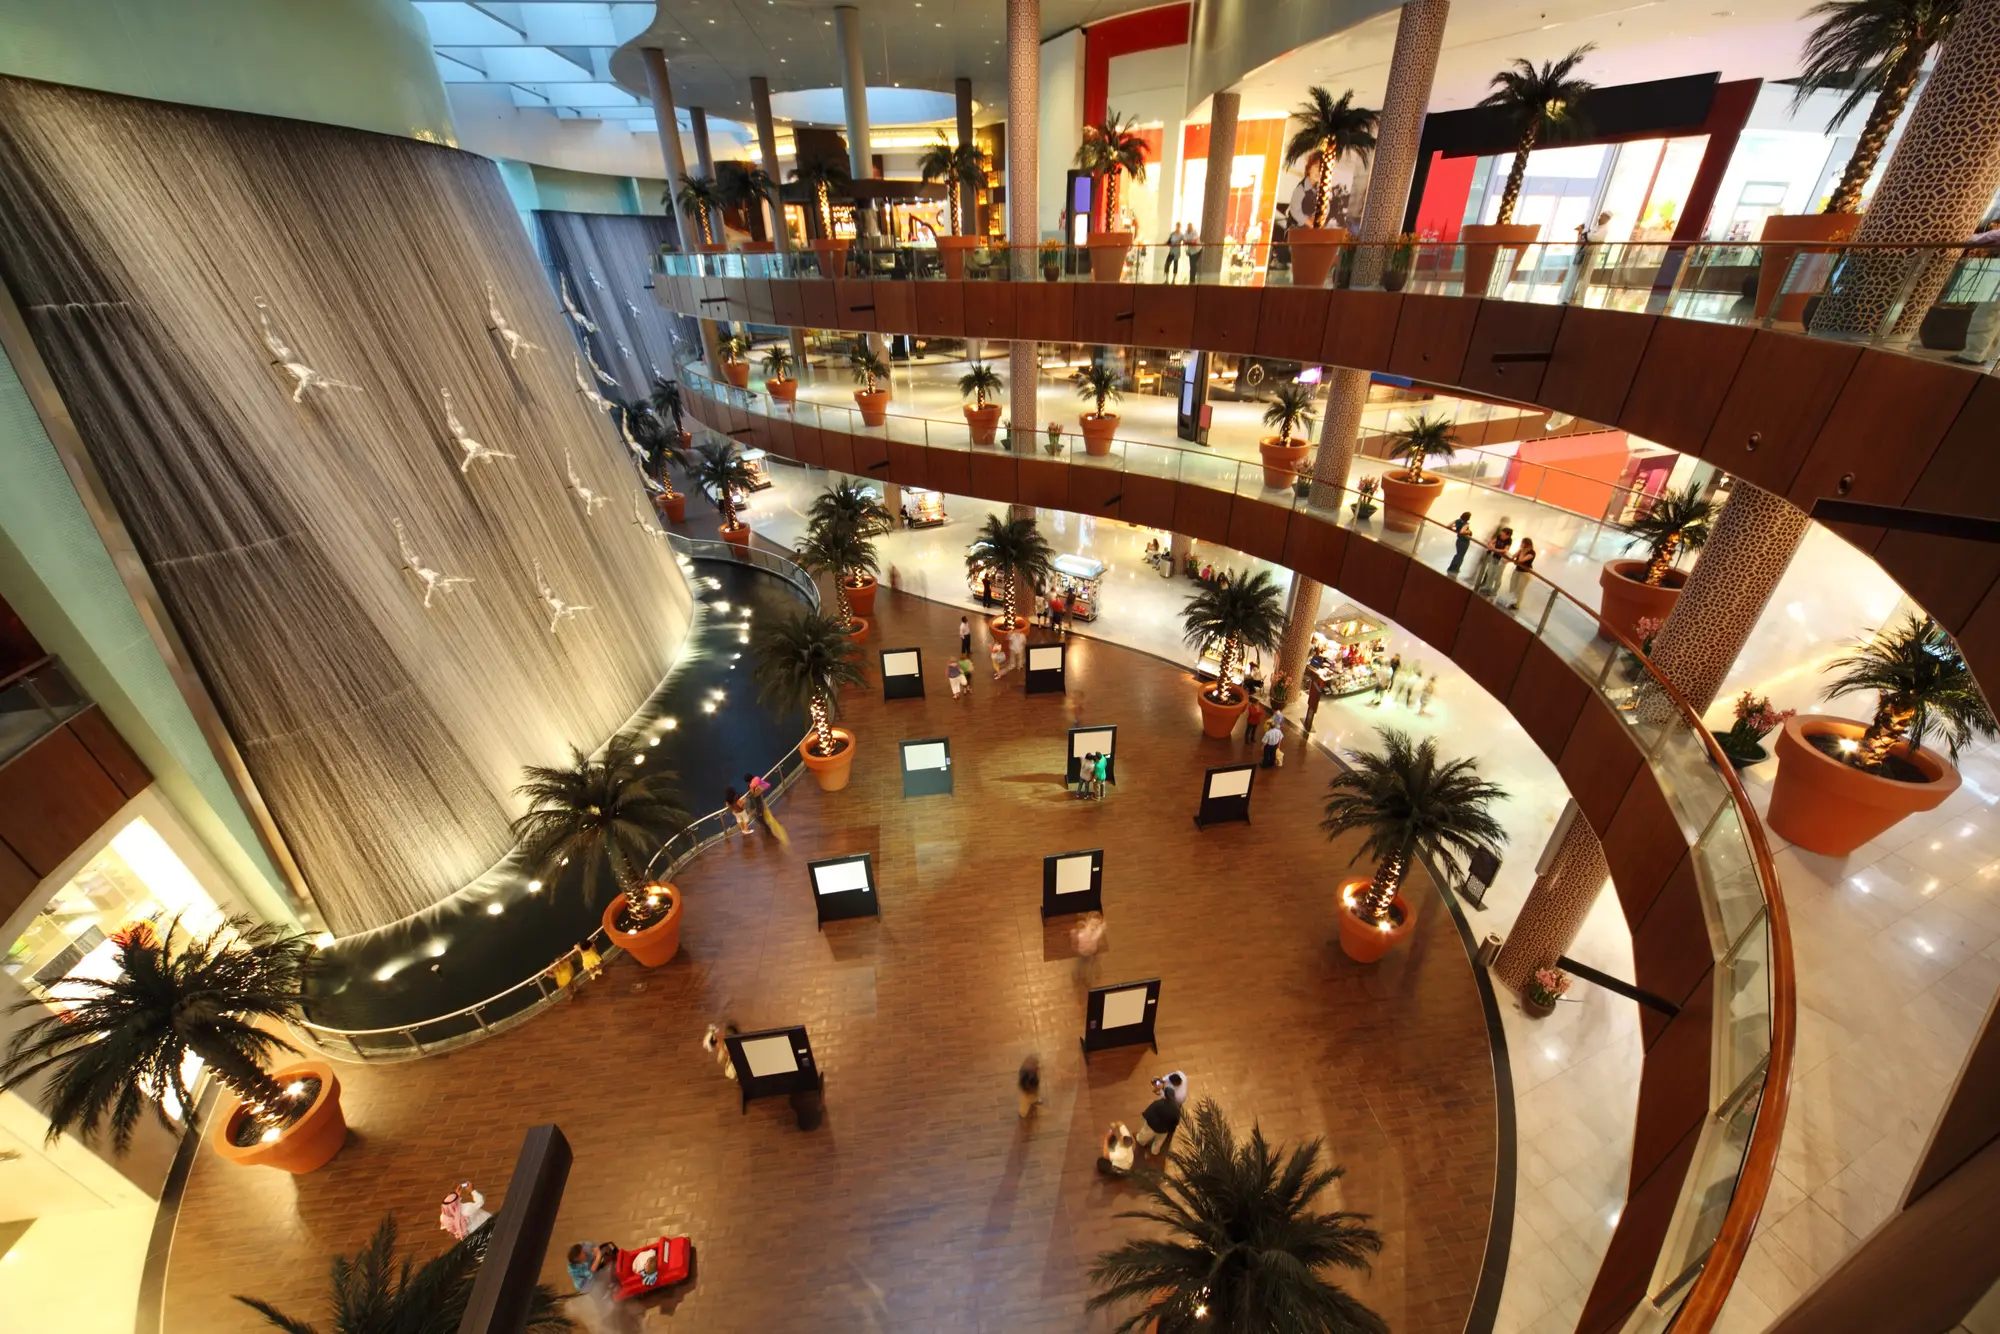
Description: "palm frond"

(1388, 412), (1456, 477)
(1283, 87), (1382, 169)
(1823, 613), (1996, 757)
(1180, 569), (1287, 655)
(1793, 0), (1960, 126)
(511, 734), (688, 905)
(1072, 362), (1126, 416)
(1321, 728), (1508, 881)
(963, 514), (1057, 592)
(1620, 479), (1716, 561)
(751, 610), (870, 718)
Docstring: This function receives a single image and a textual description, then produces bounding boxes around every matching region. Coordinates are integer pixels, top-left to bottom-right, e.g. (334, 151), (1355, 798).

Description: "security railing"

(674, 360), (1791, 1334)
(289, 533), (821, 1062)
(0, 656), (89, 765)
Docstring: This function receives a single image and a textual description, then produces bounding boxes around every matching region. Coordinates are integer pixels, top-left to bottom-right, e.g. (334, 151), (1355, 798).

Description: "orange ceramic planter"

(1258, 437), (1309, 488)
(801, 727), (857, 791)
(1378, 473), (1443, 533)
(964, 403), (1002, 445)
(1755, 213), (1860, 323)
(1080, 413), (1119, 457)
(210, 1059), (346, 1174)
(766, 377), (798, 404)
(603, 885), (682, 967)
(721, 520), (751, 547)
(723, 362), (750, 389)
(1596, 560), (1685, 646)
(811, 238), (848, 277)
(842, 615), (871, 642)
(937, 235), (980, 278)
(1337, 880), (1414, 963)
(1087, 232), (1132, 282)
(1766, 717), (1960, 857)
(653, 491), (687, 524)
(854, 389), (890, 427)
(1287, 226), (1349, 289)
(845, 575), (878, 618)
(740, 240), (776, 255)
(1197, 684), (1248, 738)
(1460, 223), (1541, 296)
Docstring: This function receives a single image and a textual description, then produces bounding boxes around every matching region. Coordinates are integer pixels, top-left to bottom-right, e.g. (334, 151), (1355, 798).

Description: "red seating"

(612, 1236), (692, 1300)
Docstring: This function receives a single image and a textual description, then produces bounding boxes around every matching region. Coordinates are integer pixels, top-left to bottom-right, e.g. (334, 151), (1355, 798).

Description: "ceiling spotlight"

(487, 902), (505, 915)
(649, 736), (662, 747)
(528, 879), (544, 892)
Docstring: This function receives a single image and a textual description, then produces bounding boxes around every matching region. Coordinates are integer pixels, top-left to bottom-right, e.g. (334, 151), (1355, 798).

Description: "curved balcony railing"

(673, 356), (1791, 1334)
(288, 535), (821, 1061)
(664, 238), (2000, 370)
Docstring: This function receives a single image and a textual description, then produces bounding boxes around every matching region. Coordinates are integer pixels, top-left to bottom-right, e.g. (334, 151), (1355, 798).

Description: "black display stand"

(1066, 725), (1118, 787)
(807, 853), (879, 927)
(722, 1024), (821, 1113)
(1081, 978), (1161, 1058)
(1193, 764), (1255, 829)
(879, 647), (925, 701)
(900, 737), (953, 797)
(1041, 848), (1104, 917)
(1461, 847), (1500, 910)
(1023, 641), (1067, 694)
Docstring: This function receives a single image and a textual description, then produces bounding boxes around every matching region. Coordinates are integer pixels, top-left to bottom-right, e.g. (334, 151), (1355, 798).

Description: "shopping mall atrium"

(3, 0), (1999, 1330)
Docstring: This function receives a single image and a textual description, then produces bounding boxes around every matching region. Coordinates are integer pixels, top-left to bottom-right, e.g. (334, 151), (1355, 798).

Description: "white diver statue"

(564, 450), (608, 517)
(617, 409), (647, 465)
(586, 344), (620, 389)
(393, 518), (473, 608)
(485, 282), (540, 360)
(572, 354), (613, 414)
(587, 269), (606, 292)
(559, 273), (598, 334)
(256, 299), (361, 403)
(630, 494), (667, 540)
(534, 561), (594, 633)
(441, 387), (515, 473)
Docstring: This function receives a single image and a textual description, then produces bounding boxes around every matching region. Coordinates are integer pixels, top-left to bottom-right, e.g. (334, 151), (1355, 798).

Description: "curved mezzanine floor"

(163, 590), (1501, 1334)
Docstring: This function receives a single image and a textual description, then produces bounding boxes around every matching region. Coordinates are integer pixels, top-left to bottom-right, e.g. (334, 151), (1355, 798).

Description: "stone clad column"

(1197, 93), (1240, 276)
(641, 48), (696, 249)
(1306, 368), (1372, 509)
(1275, 575), (1324, 712)
(688, 105), (721, 246)
(1492, 811), (1610, 991)
(834, 6), (877, 243)
(1007, 0), (1040, 445)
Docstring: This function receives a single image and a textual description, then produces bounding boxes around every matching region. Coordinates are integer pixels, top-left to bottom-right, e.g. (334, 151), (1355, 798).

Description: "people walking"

(1164, 223), (1185, 280)
(1049, 592), (1066, 637)
(947, 657), (966, 699)
(1097, 1122), (1137, 1175)
(1017, 1055), (1043, 1118)
(1505, 538), (1537, 611)
(958, 651), (976, 693)
(1243, 695), (1267, 746)
(1387, 653), (1402, 690)
(724, 785), (751, 835)
(1419, 674), (1437, 716)
(990, 639), (1008, 680)
(1303, 672), (1324, 734)
(1446, 511), (1474, 576)
(959, 614), (971, 656)
(744, 771), (788, 845)
(1135, 1081), (1183, 1155)
(1260, 718), (1284, 768)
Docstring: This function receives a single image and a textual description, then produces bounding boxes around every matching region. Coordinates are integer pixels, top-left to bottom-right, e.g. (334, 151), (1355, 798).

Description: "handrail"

(287, 533), (822, 1058)
(0, 652), (56, 694)
(672, 358), (1792, 1332)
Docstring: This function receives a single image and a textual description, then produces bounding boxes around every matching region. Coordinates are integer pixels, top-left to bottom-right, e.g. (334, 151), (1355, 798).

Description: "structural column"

(1168, 531), (1193, 571)
(1275, 574), (1323, 713)
(1006, 0), (1040, 446)
(1492, 810), (1610, 991)
(1307, 0), (1450, 509)
(750, 77), (789, 253)
(1813, 0), (2000, 339)
(688, 105), (721, 246)
(834, 6), (877, 242)
(641, 48), (697, 250)
(1641, 483), (1810, 720)
(1196, 92), (1239, 280)
(955, 76), (979, 231)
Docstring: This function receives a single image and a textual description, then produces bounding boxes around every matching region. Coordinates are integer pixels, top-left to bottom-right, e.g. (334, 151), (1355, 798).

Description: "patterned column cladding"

(1492, 813), (1611, 992)
(1352, 0), (1451, 287)
(1009, 340), (1037, 443)
(1307, 366), (1371, 509)
(1641, 483), (1810, 722)
(1169, 530), (1194, 565)
(1007, 0), (1040, 281)
(1276, 575), (1325, 705)
(1812, 0), (2000, 337)
(1199, 93), (1241, 250)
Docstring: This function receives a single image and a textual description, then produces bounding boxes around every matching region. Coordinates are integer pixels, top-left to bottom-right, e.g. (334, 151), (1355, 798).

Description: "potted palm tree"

(1758, 0), (1958, 320)
(1468, 46), (1595, 294)
(514, 735), (691, 967)
(966, 513), (1055, 634)
(1378, 412), (1457, 533)
(1282, 87), (1379, 288)
(1768, 615), (1995, 856)
(647, 379), (692, 522)
(1088, 1100), (1387, 1334)
(238, 1214), (572, 1333)
(722, 163), (778, 254)
(675, 173), (729, 253)
(1597, 479), (1715, 645)
(754, 609), (870, 791)
(959, 361), (1004, 444)
(718, 331), (753, 389)
(796, 522), (879, 641)
(1073, 112), (1149, 282)
(803, 479), (893, 621)
(1073, 362), (1125, 457)
(652, 376), (691, 451)
(792, 152), (853, 276)
(691, 439), (758, 545)
(919, 133), (989, 278)
(1183, 568), (1286, 737)
(0, 915), (345, 1175)
(762, 345), (798, 404)
(1259, 380), (1318, 487)
(850, 345), (891, 427)
(1322, 728), (1508, 963)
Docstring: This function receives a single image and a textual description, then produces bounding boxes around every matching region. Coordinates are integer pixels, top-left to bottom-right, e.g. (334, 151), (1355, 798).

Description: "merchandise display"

(1306, 605), (1386, 699)
(1050, 553), (1105, 621)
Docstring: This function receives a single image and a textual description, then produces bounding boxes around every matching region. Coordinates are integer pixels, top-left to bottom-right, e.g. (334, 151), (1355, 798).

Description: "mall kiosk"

(903, 488), (947, 527)
(1305, 604), (1388, 699)
(1049, 553), (1104, 621)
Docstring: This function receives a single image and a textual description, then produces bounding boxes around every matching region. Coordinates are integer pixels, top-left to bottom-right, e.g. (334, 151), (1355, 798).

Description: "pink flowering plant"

(1526, 966), (1570, 1007)
(1717, 690), (1795, 768)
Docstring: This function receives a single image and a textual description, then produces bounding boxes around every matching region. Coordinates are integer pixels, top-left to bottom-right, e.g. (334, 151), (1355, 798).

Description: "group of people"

(1370, 651), (1437, 714)
(1162, 224), (1204, 283)
(1032, 587), (1073, 635)
(1240, 695), (1289, 768)
(723, 770), (787, 844)
(1073, 750), (1110, 799)
(1445, 511), (1537, 610)
(1099, 1070), (1190, 1175)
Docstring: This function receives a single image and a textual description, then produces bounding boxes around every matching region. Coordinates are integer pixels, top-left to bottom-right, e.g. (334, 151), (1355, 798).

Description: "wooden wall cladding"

(1191, 286), (1261, 351)
(848, 435), (890, 480)
(872, 280), (916, 334)
(963, 282), (1018, 340)
(1576, 1118), (1704, 1334)
(1335, 532), (1411, 615)
(1450, 594), (1530, 703)
(1627, 971), (1715, 1189)
(965, 449), (1018, 503)
(1066, 463), (1125, 520)
(1170, 480), (1234, 544)
(1457, 301), (1565, 401)
(0, 838), (35, 929)
(745, 278), (774, 325)
(1132, 283), (1196, 348)
(791, 421), (825, 467)
(912, 280), (965, 335)
(65, 706), (150, 797)
(0, 713), (140, 878)
(1788, 349), (1971, 530)
(1253, 288), (1333, 363)
(925, 446), (973, 498)
(1557, 696), (1646, 832)
(1385, 294), (1479, 383)
(1282, 512), (1349, 586)
(1074, 283), (1136, 345)
(1016, 282), (1077, 343)
(1619, 317), (1754, 451)
(1118, 473), (1178, 531)
(1602, 771), (1688, 927)
(1700, 331), (1861, 495)
(1631, 852), (1712, 1020)
(1506, 636), (1593, 763)
(1393, 561), (1473, 658)
(1875, 375), (2000, 633)
(884, 440), (930, 490)
(834, 279), (876, 331)
(1225, 497), (1292, 564)
(1016, 457), (1070, 510)
(769, 279), (804, 327)
(821, 430), (857, 476)
(1319, 290), (1401, 372)
(797, 280), (837, 330)
(1538, 307), (1657, 428)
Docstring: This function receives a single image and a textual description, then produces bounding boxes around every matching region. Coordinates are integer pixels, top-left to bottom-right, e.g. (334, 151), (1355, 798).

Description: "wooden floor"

(163, 586), (1498, 1334)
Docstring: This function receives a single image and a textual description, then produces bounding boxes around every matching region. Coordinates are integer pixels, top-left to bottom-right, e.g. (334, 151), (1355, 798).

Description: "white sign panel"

(1054, 855), (1095, 896)
(740, 1035), (799, 1078)
(812, 860), (871, 896)
(1101, 985), (1149, 1030)
(903, 742), (948, 771)
(882, 651), (920, 676)
(1071, 728), (1116, 759)
(1028, 645), (1064, 671)
(1208, 768), (1252, 799)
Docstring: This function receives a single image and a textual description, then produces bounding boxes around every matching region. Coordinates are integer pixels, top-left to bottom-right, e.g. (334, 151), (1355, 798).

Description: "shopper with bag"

(1260, 719), (1284, 769)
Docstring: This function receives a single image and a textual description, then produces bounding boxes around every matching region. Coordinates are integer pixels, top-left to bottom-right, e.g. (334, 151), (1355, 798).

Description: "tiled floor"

(163, 591), (1499, 1334)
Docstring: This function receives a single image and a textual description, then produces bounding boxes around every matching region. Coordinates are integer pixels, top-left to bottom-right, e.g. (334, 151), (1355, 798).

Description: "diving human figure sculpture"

(630, 495), (667, 540)
(484, 282), (541, 360)
(559, 273), (598, 334)
(565, 450), (608, 517)
(255, 299), (360, 403)
(393, 518), (473, 608)
(572, 355), (614, 414)
(534, 561), (594, 633)
(441, 387), (514, 473)
(586, 345), (620, 389)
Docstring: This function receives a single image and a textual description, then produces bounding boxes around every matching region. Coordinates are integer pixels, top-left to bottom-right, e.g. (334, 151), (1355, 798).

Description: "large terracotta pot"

(210, 1059), (346, 1174)
(1258, 437), (1310, 488)
(1287, 226), (1350, 289)
(1080, 413), (1120, 457)
(1197, 683), (1249, 738)
(854, 388), (890, 427)
(766, 377), (798, 404)
(937, 235), (980, 278)
(801, 727), (857, 791)
(1459, 223), (1542, 296)
(721, 520), (752, 547)
(1088, 231), (1133, 282)
(652, 491), (687, 524)
(1596, 560), (1685, 646)
(697, 243), (729, 256)
(1378, 473), (1444, 533)
(1767, 716), (1960, 857)
(845, 575), (878, 617)
(740, 240), (777, 254)
(842, 615), (871, 642)
(602, 884), (682, 967)
(964, 403), (1002, 445)
(723, 362), (750, 389)
(811, 238), (848, 277)
(1337, 880), (1414, 964)
(1756, 213), (1861, 322)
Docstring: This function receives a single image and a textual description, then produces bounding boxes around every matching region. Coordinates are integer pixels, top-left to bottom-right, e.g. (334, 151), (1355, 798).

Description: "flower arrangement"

(1268, 669), (1292, 714)
(1716, 690), (1795, 769)
(1350, 474), (1379, 522)
(1045, 420), (1065, 455)
(1634, 615), (1664, 655)
(1041, 238), (1063, 280)
(1525, 966), (1570, 1011)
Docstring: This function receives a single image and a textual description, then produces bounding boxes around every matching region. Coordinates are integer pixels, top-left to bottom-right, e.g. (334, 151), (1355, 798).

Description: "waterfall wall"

(533, 209), (693, 398)
(0, 77), (695, 935)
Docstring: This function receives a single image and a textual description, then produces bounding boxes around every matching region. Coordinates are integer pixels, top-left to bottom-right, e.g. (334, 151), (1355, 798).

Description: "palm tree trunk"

(722, 495), (737, 528)
(1104, 171), (1120, 231)
(1643, 534), (1680, 586)
(698, 210), (714, 247)
(816, 182), (830, 237)
(1217, 636), (1239, 703)
(810, 692), (836, 755)
(1495, 122), (1540, 227)
(835, 579), (855, 630)
(1858, 696), (1918, 767)
(950, 180), (962, 236)
(1826, 49), (1926, 216)
(1357, 842), (1409, 922)
(196, 1041), (289, 1115)
(1002, 569), (1018, 628)
(1314, 137), (1335, 228)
